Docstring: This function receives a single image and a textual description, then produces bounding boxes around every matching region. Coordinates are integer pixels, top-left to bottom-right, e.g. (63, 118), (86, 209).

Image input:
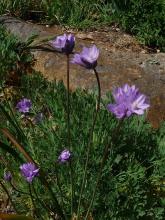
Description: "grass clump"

(0, 0), (165, 48)
(0, 26), (165, 220)
(0, 25), (34, 84)
(112, 0), (165, 49)
(0, 0), (106, 28)
(0, 73), (165, 219)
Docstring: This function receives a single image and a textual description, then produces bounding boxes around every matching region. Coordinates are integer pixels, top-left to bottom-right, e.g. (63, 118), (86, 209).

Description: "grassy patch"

(0, 24), (165, 220)
(0, 25), (34, 85)
(0, 72), (165, 219)
(0, 0), (111, 28)
(112, 0), (165, 49)
(0, 1), (165, 48)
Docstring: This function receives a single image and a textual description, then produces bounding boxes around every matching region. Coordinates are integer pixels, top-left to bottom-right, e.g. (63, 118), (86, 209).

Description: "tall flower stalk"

(66, 52), (74, 217)
(50, 33), (75, 149)
(84, 84), (150, 219)
(29, 184), (43, 220)
(0, 31), (152, 220)
(71, 45), (100, 219)
(78, 68), (101, 219)
(66, 54), (71, 150)
(31, 183), (56, 218)
(84, 120), (124, 220)
(50, 33), (75, 217)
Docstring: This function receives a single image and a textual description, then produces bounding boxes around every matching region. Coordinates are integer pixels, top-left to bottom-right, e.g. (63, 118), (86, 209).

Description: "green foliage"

(0, 1), (165, 48)
(0, 0), (44, 20)
(112, 0), (165, 48)
(0, 0), (110, 28)
(0, 25), (19, 80)
(0, 72), (165, 219)
(0, 26), (34, 82)
(42, 0), (111, 28)
(0, 20), (165, 220)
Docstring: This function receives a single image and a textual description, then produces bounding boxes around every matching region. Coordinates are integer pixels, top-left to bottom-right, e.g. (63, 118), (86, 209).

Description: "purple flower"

(71, 45), (99, 69)
(107, 84), (150, 119)
(50, 33), (75, 55)
(20, 162), (39, 183)
(16, 98), (32, 113)
(4, 171), (12, 182)
(58, 149), (71, 163)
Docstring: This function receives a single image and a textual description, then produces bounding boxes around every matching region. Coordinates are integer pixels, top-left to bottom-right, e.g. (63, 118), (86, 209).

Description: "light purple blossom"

(107, 84), (150, 119)
(20, 162), (39, 183)
(58, 149), (71, 163)
(16, 98), (32, 113)
(50, 33), (75, 55)
(71, 45), (99, 69)
(4, 171), (12, 182)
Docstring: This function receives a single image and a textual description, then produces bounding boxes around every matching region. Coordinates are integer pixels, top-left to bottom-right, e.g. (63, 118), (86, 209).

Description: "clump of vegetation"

(0, 0), (165, 49)
(0, 29), (165, 220)
(0, 0), (45, 21)
(0, 25), (34, 85)
(112, 0), (165, 49)
(0, 0), (104, 27)
(1, 74), (165, 220)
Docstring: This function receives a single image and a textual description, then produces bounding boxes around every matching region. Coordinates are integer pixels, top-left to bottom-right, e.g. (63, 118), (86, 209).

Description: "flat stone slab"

(1, 16), (165, 128)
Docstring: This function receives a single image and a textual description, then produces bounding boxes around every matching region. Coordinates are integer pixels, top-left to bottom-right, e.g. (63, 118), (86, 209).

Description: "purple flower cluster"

(12, 34), (151, 189)
(20, 162), (39, 183)
(107, 84), (150, 119)
(58, 149), (71, 163)
(71, 45), (99, 69)
(50, 33), (75, 55)
(16, 98), (32, 113)
(50, 33), (99, 69)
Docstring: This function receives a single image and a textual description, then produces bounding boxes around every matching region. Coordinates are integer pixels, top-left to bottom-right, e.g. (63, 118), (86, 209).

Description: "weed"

(112, 0), (165, 49)
(0, 1), (165, 48)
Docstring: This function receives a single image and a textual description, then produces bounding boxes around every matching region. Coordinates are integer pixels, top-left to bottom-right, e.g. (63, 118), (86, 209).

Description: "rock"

(1, 16), (165, 128)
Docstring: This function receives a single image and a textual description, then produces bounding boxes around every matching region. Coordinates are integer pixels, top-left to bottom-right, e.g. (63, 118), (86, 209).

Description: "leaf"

(0, 214), (35, 220)
(114, 154), (123, 164)
(0, 103), (21, 135)
(1, 128), (34, 163)
(25, 34), (39, 46)
(0, 103), (26, 141)
(0, 141), (24, 163)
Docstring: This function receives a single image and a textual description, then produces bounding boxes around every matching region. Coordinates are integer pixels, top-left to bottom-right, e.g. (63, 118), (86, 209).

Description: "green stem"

(0, 83), (27, 141)
(10, 182), (30, 195)
(39, 173), (66, 220)
(10, 182), (50, 217)
(10, 181), (53, 218)
(0, 180), (19, 213)
(32, 183), (56, 219)
(66, 54), (71, 150)
(29, 184), (44, 220)
(84, 120), (124, 219)
(69, 161), (74, 216)
(54, 164), (68, 219)
(77, 68), (101, 219)
(66, 54), (74, 217)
